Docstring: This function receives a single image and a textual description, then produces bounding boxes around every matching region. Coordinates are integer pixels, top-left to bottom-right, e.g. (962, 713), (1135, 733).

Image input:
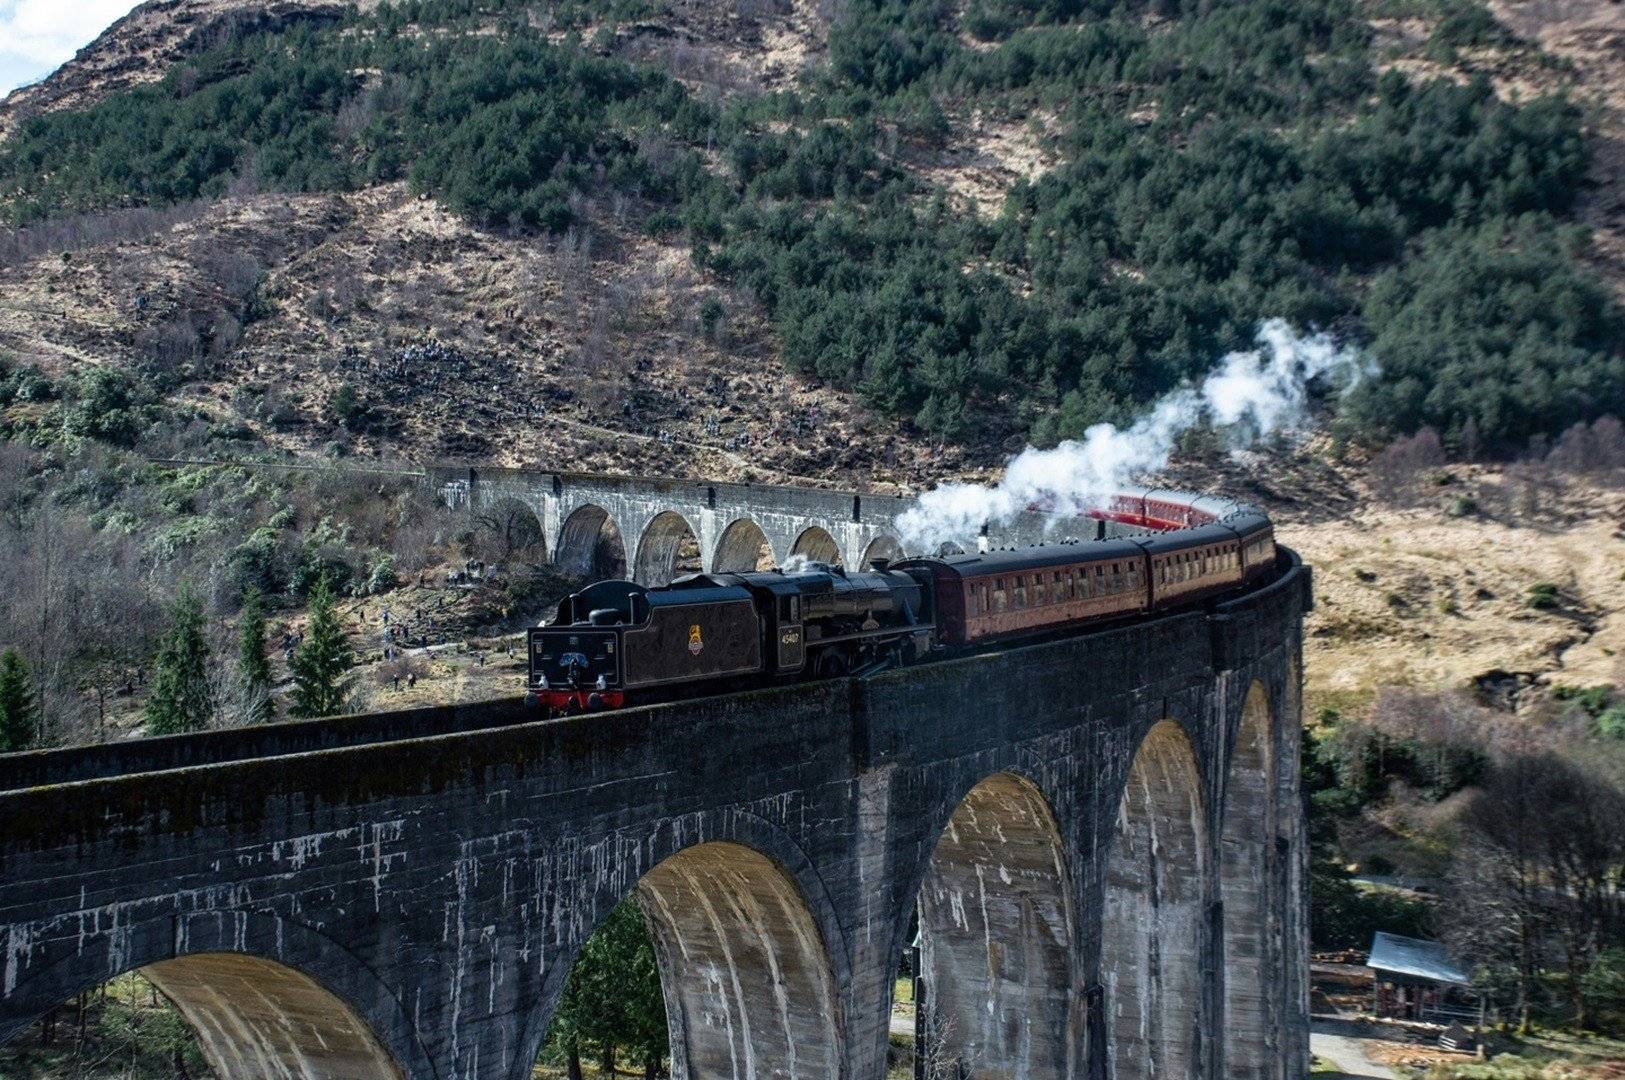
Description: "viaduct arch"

(0, 551), (1311, 1080)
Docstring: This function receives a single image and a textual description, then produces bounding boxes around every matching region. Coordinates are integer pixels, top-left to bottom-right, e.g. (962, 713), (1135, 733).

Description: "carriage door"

(777, 595), (806, 672)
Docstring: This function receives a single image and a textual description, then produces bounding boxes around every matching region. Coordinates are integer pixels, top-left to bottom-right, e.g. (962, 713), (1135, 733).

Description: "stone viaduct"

(0, 545), (1311, 1080)
(430, 466), (1079, 586)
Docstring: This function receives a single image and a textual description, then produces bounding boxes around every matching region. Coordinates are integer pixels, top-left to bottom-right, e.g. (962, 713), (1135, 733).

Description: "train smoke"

(895, 320), (1373, 550)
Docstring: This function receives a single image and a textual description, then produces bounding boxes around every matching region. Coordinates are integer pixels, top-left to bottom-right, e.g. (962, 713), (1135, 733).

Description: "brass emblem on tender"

(688, 624), (704, 655)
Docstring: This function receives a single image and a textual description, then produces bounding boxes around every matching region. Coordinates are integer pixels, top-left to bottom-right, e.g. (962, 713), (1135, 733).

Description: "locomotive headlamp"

(539, 674), (550, 689)
(596, 674), (608, 690)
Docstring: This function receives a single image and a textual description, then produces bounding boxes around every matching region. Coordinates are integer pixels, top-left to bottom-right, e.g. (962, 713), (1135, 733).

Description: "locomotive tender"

(527, 488), (1277, 714)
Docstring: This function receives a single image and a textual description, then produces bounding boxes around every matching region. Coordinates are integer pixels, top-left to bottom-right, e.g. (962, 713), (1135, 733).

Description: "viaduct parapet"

(0, 549), (1312, 1080)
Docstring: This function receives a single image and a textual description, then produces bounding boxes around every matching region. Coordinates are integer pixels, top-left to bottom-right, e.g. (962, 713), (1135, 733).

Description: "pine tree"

(0, 649), (41, 752)
(238, 586), (275, 724)
(290, 575), (352, 718)
(541, 899), (667, 1077)
(144, 585), (214, 736)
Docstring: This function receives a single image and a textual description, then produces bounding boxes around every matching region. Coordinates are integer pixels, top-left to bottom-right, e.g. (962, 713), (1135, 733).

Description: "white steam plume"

(895, 319), (1373, 550)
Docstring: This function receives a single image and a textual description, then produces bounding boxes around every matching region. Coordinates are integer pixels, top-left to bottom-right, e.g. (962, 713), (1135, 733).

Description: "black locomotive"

(529, 565), (933, 713)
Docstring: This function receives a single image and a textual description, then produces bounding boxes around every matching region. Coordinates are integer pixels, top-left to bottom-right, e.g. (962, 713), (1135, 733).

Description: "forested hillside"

(1, 0), (1620, 462)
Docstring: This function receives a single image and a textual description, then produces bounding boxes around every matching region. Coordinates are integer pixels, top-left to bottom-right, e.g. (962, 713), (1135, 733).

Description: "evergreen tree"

(0, 649), (41, 752)
(238, 586), (275, 724)
(290, 575), (352, 718)
(144, 585), (215, 736)
(541, 899), (668, 1077)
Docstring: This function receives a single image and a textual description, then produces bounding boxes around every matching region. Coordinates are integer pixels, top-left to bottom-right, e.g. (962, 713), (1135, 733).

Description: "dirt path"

(1312, 1020), (1400, 1078)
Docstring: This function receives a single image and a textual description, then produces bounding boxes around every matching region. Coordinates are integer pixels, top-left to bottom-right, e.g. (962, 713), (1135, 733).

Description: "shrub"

(1525, 582), (1560, 610)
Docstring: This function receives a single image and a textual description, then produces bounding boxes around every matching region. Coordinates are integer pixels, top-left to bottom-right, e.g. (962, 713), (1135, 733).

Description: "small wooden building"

(1367, 931), (1479, 1024)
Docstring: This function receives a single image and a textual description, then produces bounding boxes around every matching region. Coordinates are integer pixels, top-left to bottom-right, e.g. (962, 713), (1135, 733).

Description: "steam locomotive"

(527, 489), (1277, 714)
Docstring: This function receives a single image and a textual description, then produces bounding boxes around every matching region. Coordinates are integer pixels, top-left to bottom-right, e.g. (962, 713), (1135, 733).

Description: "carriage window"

(1052, 572), (1066, 603)
(1013, 577), (1027, 608)
(993, 579), (1008, 612)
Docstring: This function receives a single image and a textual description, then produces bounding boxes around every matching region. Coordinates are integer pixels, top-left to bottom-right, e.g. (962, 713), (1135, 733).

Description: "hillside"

(0, 0), (1620, 478)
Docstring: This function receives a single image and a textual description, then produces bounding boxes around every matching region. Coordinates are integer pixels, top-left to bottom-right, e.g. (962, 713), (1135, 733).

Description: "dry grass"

(1284, 481), (1625, 711)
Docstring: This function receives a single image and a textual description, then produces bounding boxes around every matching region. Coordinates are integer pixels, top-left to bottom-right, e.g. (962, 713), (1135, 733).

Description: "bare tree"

(1447, 753), (1625, 1029)
(1370, 427), (1445, 506)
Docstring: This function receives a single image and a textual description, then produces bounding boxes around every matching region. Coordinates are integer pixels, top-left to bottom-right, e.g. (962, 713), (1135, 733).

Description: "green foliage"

(329, 383), (368, 431)
(289, 574), (353, 718)
(362, 553), (397, 596)
(1311, 870), (1432, 949)
(0, 0), (1617, 450)
(238, 586), (275, 724)
(60, 367), (152, 446)
(1582, 947), (1625, 1018)
(1597, 706), (1625, 741)
(0, 649), (41, 752)
(0, 27), (360, 224)
(1344, 220), (1625, 450)
(1553, 683), (1615, 715)
(1311, 714), (1487, 804)
(143, 584), (215, 736)
(400, 36), (677, 229)
(540, 899), (668, 1074)
(0, 361), (54, 405)
(0, 973), (213, 1080)
(1526, 582), (1561, 610)
(0, 10), (692, 232)
(1427, 2), (1518, 59)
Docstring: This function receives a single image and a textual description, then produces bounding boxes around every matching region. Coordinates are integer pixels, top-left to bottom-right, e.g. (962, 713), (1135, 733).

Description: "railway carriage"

(894, 539), (1149, 646)
(1137, 523), (1244, 607)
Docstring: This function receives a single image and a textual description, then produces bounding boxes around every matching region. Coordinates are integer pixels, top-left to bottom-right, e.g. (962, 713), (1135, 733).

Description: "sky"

(1, 0), (142, 95)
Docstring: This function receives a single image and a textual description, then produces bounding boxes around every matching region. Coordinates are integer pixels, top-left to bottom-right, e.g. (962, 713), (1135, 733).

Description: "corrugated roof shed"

(1367, 932), (1470, 985)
